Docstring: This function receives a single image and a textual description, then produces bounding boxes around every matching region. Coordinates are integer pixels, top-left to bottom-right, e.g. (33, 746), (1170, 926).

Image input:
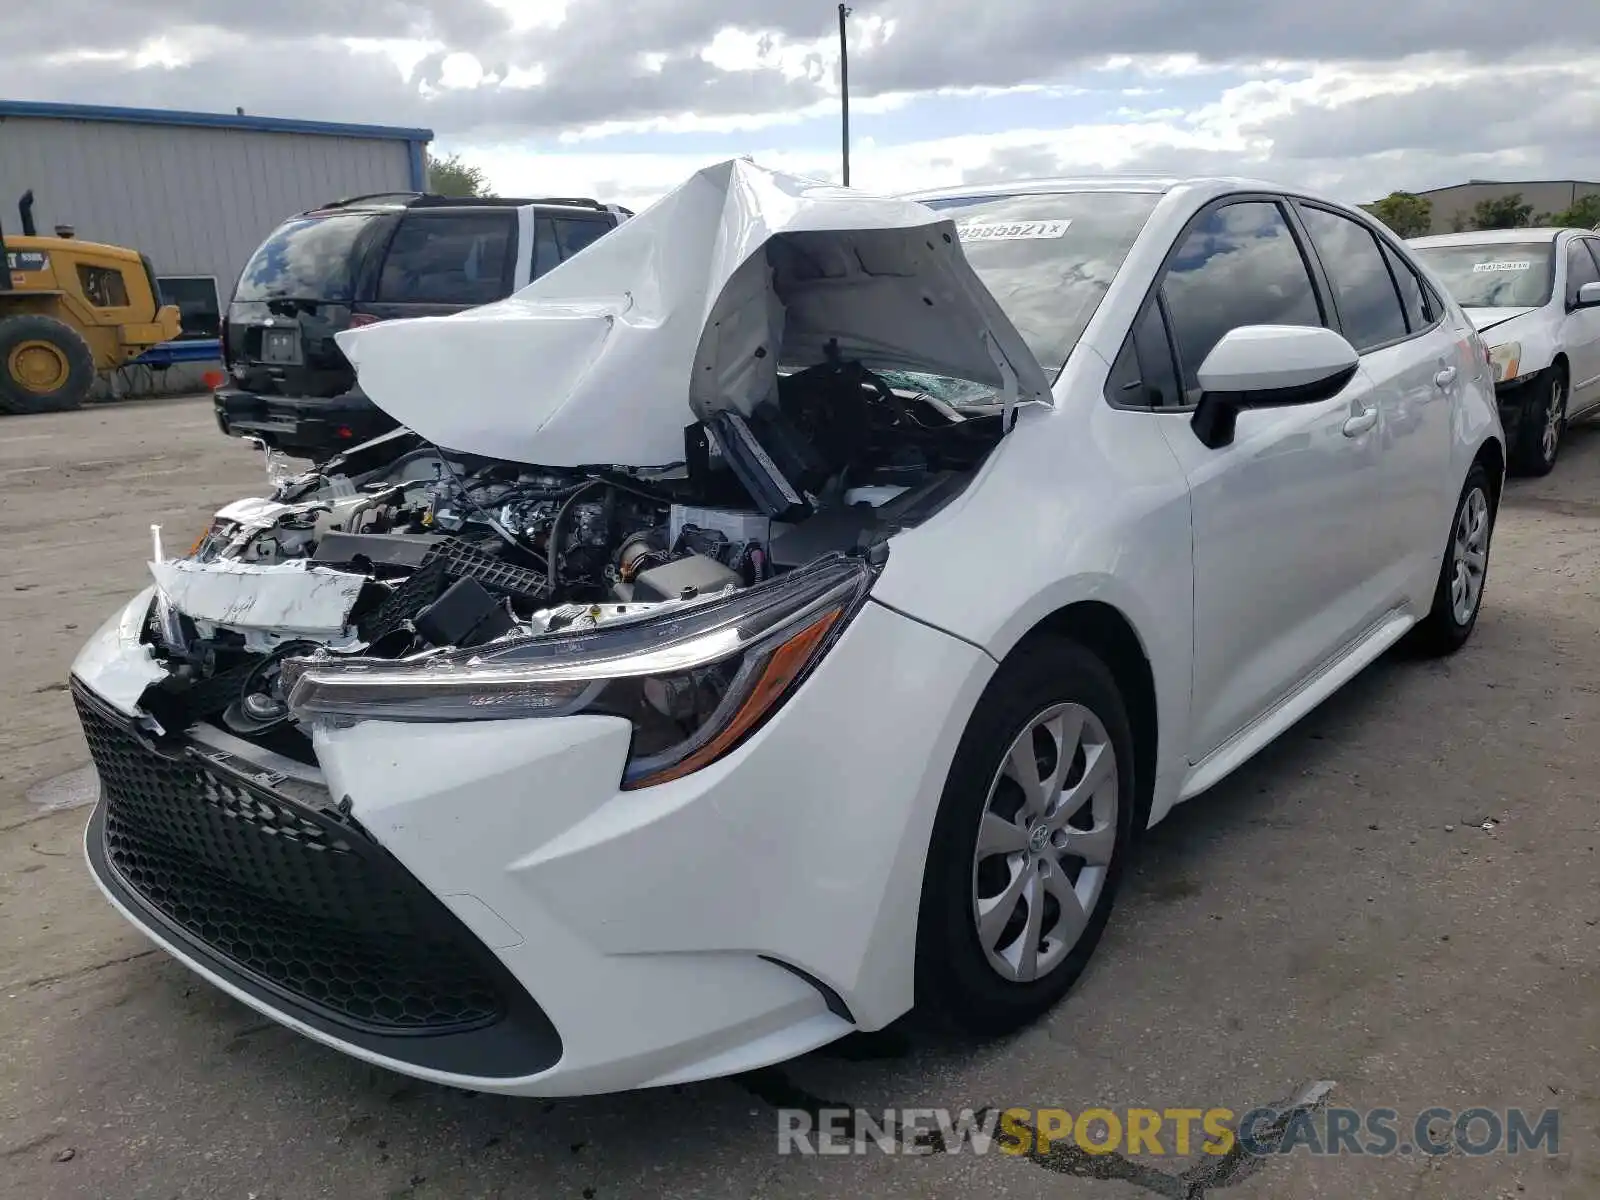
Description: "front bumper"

(72, 592), (994, 1095)
(77, 680), (563, 1079)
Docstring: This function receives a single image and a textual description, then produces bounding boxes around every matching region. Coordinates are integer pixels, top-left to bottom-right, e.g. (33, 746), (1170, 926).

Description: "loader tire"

(0, 314), (96, 414)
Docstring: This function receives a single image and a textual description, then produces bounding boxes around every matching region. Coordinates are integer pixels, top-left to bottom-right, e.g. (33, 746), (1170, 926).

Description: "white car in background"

(1411, 228), (1600, 475)
(72, 162), (1503, 1097)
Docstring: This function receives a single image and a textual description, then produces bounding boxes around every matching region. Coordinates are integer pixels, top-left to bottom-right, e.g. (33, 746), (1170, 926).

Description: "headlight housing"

(1488, 341), (1524, 384)
(282, 553), (874, 788)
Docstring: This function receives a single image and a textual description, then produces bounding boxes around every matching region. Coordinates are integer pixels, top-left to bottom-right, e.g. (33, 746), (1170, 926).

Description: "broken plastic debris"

(149, 558), (366, 636)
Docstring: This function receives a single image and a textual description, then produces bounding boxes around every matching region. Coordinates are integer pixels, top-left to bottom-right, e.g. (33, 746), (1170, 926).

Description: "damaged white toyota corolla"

(72, 161), (1504, 1096)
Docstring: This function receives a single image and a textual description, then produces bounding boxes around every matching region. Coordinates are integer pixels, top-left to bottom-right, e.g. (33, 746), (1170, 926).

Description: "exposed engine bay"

(138, 356), (1007, 763)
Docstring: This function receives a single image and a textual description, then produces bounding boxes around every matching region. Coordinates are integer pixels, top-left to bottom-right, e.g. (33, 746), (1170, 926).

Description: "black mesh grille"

(77, 687), (506, 1034)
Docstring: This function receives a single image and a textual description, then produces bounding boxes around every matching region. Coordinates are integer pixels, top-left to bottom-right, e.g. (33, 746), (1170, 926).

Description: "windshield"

(234, 213), (375, 303)
(920, 190), (1162, 377)
(1409, 242), (1555, 309)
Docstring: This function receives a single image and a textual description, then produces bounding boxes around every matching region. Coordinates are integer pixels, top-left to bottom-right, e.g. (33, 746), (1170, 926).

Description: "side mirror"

(1191, 325), (1360, 449)
(1576, 281), (1600, 308)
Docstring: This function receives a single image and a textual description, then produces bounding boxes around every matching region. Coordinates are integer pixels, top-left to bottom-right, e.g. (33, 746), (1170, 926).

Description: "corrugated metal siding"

(1415, 181), (1600, 235)
(0, 116), (414, 293)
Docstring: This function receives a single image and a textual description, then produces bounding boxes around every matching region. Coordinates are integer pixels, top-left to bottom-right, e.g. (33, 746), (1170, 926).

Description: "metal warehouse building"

(1411, 179), (1600, 236)
(0, 99), (432, 386)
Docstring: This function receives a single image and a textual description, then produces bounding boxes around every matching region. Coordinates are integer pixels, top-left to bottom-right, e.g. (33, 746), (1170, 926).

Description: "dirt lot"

(2, 396), (1597, 1200)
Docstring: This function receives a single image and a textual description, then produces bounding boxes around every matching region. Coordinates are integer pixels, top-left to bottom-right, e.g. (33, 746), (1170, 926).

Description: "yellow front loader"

(0, 190), (181, 414)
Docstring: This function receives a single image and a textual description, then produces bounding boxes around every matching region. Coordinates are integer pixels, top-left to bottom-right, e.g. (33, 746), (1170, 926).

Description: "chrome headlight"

(1487, 341), (1524, 384)
(283, 554), (874, 789)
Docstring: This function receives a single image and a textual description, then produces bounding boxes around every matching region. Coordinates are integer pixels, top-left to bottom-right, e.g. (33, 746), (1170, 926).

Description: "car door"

(1560, 236), (1600, 413)
(1150, 197), (1392, 765)
(1294, 203), (1458, 604)
(361, 209), (518, 324)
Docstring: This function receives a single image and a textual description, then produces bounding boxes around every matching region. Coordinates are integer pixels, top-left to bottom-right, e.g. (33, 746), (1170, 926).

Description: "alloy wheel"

(971, 702), (1119, 983)
(1450, 486), (1490, 626)
(1542, 377), (1566, 465)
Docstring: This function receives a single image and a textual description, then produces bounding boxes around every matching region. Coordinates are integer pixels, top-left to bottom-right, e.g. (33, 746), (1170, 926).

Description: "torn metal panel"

(69, 586), (167, 717)
(335, 158), (1052, 468)
(213, 496), (296, 531)
(150, 558), (367, 638)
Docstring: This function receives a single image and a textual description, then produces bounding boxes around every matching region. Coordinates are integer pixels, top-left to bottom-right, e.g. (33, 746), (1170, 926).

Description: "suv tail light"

(348, 313), (380, 328)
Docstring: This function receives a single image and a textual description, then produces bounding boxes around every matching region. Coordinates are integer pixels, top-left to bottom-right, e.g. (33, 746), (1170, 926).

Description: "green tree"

(1469, 193), (1533, 230)
(1362, 191), (1433, 238)
(426, 152), (495, 198)
(1541, 193), (1600, 229)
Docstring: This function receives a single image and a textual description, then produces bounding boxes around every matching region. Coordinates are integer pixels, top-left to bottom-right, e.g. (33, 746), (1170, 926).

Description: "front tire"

(915, 638), (1137, 1036)
(1508, 365), (1566, 477)
(0, 314), (96, 414)
(1409, 462), (1495, 657)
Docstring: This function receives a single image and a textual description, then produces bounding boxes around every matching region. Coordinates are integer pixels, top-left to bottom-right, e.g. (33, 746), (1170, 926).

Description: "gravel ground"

(2, 396), (1597, 1200)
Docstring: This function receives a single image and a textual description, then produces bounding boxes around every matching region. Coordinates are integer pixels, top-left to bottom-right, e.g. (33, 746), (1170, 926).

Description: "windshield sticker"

(1471, 260), (1533, 272)
(957, 219), (1072, 243)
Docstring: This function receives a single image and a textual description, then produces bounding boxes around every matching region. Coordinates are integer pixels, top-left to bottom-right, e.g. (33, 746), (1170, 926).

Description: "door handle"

(1434, 365), (1458, 388)
(1343, 407), (1378, 437)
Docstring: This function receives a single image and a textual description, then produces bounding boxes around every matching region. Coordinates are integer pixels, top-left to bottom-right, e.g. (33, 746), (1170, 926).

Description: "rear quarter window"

(235, 213), (375, 303)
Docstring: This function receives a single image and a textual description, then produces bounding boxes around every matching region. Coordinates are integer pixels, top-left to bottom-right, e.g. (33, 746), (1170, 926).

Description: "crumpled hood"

(1467, 306), (1537, 336)
(336, 158), (1052, 467)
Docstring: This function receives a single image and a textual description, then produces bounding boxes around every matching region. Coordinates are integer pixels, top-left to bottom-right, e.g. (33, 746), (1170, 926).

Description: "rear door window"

(1298, 206), (1410, 351)
(377, 212), (516, 305)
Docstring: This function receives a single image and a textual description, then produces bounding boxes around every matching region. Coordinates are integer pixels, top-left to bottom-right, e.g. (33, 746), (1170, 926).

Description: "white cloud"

(452, 49), (1600, 214)
(8, 2), (1600, 224)
(486, 0), (571, 32)
(437, 51), (487, 89)
(340, 37), (440, 81)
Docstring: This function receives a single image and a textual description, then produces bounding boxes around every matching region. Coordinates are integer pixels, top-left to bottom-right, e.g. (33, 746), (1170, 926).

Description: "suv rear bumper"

(214, 387), (397, 461)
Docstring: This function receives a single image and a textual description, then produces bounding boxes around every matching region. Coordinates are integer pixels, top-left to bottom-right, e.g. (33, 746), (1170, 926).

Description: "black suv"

(215, 192), (631, 460)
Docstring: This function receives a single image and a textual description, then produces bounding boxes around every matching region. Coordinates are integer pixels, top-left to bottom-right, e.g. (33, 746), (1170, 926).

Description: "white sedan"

(71, 162), (1502, 1097)
(1411, 227), (1600, 475)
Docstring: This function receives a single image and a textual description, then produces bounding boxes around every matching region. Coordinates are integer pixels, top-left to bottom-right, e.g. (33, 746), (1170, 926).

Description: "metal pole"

(838, 4), (852, 187)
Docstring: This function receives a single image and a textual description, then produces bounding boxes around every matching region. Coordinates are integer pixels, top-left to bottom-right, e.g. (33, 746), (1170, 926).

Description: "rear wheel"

(915, 638), (1137, 1036)
(1508, 364), (1566, 477)
(0, 314), (95, 414)
(1408, 462), (1495, 657)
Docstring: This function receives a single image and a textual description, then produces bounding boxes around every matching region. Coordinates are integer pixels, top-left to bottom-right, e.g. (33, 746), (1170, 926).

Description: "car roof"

(1410, 228), (1569, 248)
(902, 175), (1302, 203)
(298, 192), (627, 218)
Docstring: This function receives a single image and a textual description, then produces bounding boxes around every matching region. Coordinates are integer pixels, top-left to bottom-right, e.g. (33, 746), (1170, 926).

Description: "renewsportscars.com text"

(777, 1106), (1560, 1157)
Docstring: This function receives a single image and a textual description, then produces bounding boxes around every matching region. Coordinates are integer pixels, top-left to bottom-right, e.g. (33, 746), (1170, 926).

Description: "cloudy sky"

(8, 1), (1600, 210)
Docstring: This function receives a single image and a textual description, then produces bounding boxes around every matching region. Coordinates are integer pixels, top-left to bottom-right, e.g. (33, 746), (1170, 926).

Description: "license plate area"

(260, 328), (302, 365)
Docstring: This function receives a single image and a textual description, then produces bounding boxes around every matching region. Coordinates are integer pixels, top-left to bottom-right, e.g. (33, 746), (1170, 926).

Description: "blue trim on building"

(0, 99), (432, 143)
(133, 339), (222, 367)
(408, 140), (428, 191)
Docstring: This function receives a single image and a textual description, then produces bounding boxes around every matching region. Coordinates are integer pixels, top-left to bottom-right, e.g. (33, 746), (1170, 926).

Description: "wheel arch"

(0, 293), (75, 321)
(1011, 600), (1159, 835)
(1473, 435), (1505, 508)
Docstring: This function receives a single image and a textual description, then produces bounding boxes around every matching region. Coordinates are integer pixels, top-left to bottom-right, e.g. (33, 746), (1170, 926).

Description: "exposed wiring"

(430, 443), (553, 578)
